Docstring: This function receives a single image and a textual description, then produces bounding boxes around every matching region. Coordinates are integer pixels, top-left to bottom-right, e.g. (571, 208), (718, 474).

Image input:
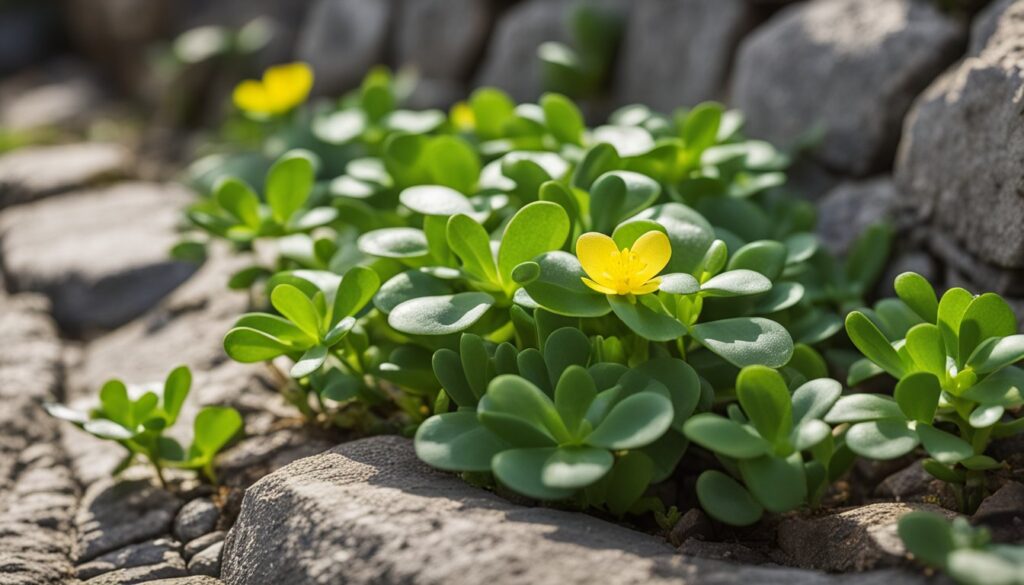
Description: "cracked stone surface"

(0, 142), (129, 209)
(74, 477), (181, 563)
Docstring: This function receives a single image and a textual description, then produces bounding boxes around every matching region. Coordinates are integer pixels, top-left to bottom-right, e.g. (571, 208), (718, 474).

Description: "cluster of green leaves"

(538, 1), (624, 99)
(899, 512), (1024, 585)
(45, 367), (242, 484)
(177, 68), (903, 516)
(683, 366), (848, 526)
(835, 272), (1024, 511)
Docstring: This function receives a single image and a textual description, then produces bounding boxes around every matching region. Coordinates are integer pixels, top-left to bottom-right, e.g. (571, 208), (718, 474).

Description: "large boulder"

(895, 0), (1024, 275)
(222, 436), (925, 585)
(968, 0), (1018, 56)
(731, 0), (964, 176)
(0, 182), (197, 334)
(615, 0), (758, 113)
(815, 177), (900, 256)
(296, 0), (393, 96)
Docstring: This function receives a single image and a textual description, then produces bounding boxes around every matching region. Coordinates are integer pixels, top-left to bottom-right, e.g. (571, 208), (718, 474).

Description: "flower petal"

(582, 277), (618, 295)
(263, 62), (314, 113)
(576, 232), (619, 287)
(233, 80), (272, 114)
(630, 231), (671, 282)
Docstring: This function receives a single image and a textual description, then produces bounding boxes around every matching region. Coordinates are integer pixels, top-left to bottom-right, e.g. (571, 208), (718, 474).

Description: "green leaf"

(99, 379), (132, 428)
(426, 136), (480, 194)
(312, 108), (367, 144)
(192, 406), (243, 458)
(683, 413), (772, 459)
(960, 366), (1024, 406)
(681, 102), (722, 153)
(270, 284), (323, 340)
(916, 423), (972, 465)
(44, 403), (89, 425)
(358, 227), (430, 259)
(163, 366), (191, 424)
(541, 446), (613, 489)
(432, 349), (476, 407)
(517, 252), (611, 318)
(589, 171), (660, 233)
(727, 240), (787, 281)
(894, 372), (941, 424)
(544, 328), (591, 386)
(700, 269), (772, 298)
(736, 365), (793, 445)
(791, 419), (832, 451)
(791, 378), (842, 423)
(754, 282), (805, 313)
(266, 150), (315, 224)
(460, 334), (490, 400)
(572, 143), (620, 190)
(470, 88), (515, 139)
(894, 272), (938, 323)
(399, 185), (473, 216)
(845, 419), (919, 460)
(608, 295), (687, 342)
(630, 203), (715, 275)
(374, 271), (451, 315)
(969, 403), (1004, 428)
(958, 293), (1017, 366)
(825, 394), (903, 423)
(966, 335), (1024, 374)
(332, 266), (380, 324)
(414, 412), (508, 472)
(541, 93), (584, 145)
(845, 311), (905, 378)
(447, 214), (499, 285)
(481, 375), (569, 442)
(387, 292), (495, 336)
(898, 512), (956, 568)
(223, 327), (294, 362)
(555, 366), (597, 436)
(739, 453), (807, 513)
(602, 451), (654, 517)
(497, 202), (570, 289)
(937, 287), (973, 365)
(633, 358), (702, 430)
(290, 345), (328, 378)
(84, 419), (134, 440)
(905, 324), (948, 379)
(696, 470), (764, 526)
(214, 177), (261, 228)
(691, 317), (794, 369)
(492, 447), (576, 500)
(658, 273), (700, 295)
(845, 223), (891, 289)
(586, 392), (673, 450)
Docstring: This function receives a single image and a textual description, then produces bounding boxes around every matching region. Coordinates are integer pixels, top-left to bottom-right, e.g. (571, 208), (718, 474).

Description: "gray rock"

(222, 436), (927, 585)
(83, 560), (188, 585)
(184, 531), (226, 561)
(174, 498), (220, 543)
(0, 296), (78, 585)
(215, 427), (335, 489)
(776, 502), (957, 572)
(878, 251), (938, 297)
(296, 0), (393, 96)
(395, 0), (494, 81)
(187, 541), (224, 577)
(926, 230), (1024, 297)
(896, 0), (1024, 269)
(77, 538), (183, 581)
(668, 508), (714, 547)
(0, 143), (129, 208)
(146, 577), (224, 584)
(874, 461), (957, 509)
(973, 481), (1024, 543)
(678, 539), (772, 565)
(0, 182), (197, 334)
(615, 0), (758, 112)
(732, 0), (964, 176)
(75, 478), (181, 563)
(816, 177), (900, 256)
(0, 58), (108, 133)
(968, 0), (1018, 55)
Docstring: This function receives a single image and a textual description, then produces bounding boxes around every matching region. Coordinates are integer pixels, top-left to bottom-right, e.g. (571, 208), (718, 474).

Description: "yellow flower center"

(576, 231), (671, 296)
(233, 62), (314, 117)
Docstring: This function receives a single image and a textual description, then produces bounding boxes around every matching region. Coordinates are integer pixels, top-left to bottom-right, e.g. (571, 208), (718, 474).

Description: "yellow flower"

(450, 101), (475, 132)
(577, 231), (671, 296)
(233, 62), (314, 116)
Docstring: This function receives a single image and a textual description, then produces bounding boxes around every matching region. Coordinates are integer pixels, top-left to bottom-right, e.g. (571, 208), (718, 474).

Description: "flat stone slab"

(0, 182), (197, 334)
(0, 142), (129, 208)
(222, 436), (926, 585)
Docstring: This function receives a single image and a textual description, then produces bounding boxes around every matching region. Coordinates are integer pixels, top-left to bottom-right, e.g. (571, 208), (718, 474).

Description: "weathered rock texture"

(896, 0), (1024, 273)
(732, 0), (964, 176)
(222, 436), (926, 585)
(816, 177), (899, 256)
(0, 143), (129, 208)
(297, 0), (393, 96)
(615, 0), (757, 112)
(0, 182), (197, 334)
(0, 295), (77, 584)
(395, 0), (494, 82)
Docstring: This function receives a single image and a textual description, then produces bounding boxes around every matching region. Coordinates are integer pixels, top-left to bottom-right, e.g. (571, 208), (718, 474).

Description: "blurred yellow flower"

(577, 231), (671, 296)
(233, 62), (313, 116)
(450, 101), (475, 131)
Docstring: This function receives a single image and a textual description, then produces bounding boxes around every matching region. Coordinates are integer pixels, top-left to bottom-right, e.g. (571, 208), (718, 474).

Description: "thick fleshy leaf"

(791, 419), (832, 451)
(541, 93), (584, 145)
(792, 378), (842, 424)
(608, 295), (686, 342)
(696, 470), (763, 526)
(825, 394), (904, 424)
(554, 366), (597, 436)
(387, 292), (495, 336)
(84, 419), (134, 440)
(958, 293), (1017, 366)
(224, 327), (294, 362)
(374, 270), (451, 314)
(544, 328), (592, 387)
(894, 372), (941, 424)
(517, 252), (611, 317)
(399, 185), (473, 216)
(961, 366), (1024, 407)
(332, 266), (380, 324)
(916, 423), (972, 465)
(736, 365), (792, 445)
(739, 453), (807, 513)
(589, 171), (661, 233)
(414, 412), (509, 472)
(937, 287), (973, 365)
(586, 392), (673, 450)
(754, 282), (805, 313)
(602, 451), (655, 517)
(447, 214), (499, 285)
(727, 240), (787, 281)
(480, 375), (569, 442)
(700, 270), (772, 298)
(493, 447), (576, 500)
(966, 335), (1024, 374)
(845, 419), (920, 460)
(425, 136), (480, 194)
(633, 358), (702, 430)
(265, 150), (315, 224)
(497, 202), (570, 289)
(162, 365), (191, 423)
(969, 403), (1004, 428)
(897, 512), (956, 568)
(541, 446), (613, 489)
(214, 177), (261, 228)
(845, 311), (905, 378)
(290, 345), (328, 378)
(192, 406), (243, 460)
(683, 413), (772, 459)
(270, 284), (322, 340)
(691, 317), (794, 368)
(894, 272), (938, 323)
(659, 273), (700, 295)
(905, 323), (948, 379)
(629, 203), (715, 275)
(358, 227), (430, 259)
